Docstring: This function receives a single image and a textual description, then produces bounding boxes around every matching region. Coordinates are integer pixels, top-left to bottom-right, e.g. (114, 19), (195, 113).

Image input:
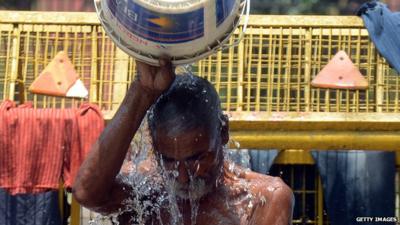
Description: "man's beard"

(171, 178), (213, 200)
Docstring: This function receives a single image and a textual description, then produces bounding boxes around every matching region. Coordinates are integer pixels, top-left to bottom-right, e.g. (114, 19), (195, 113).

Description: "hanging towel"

(63, 103), (105, 189)
(358, 1), (400, 74)
(0, 100), (104, 195)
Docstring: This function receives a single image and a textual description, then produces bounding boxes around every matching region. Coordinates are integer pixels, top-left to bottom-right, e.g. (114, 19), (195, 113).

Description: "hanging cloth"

(311, 150), (396, 225)
(358, 1), (400, 74)
(0, 100), (104, 195)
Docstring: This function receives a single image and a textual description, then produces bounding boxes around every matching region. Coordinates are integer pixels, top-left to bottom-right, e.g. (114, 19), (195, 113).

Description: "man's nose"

(176, 161), (190, 184)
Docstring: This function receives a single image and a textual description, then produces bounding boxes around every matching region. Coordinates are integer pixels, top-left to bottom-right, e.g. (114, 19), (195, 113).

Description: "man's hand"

(135, 58), (175, 97)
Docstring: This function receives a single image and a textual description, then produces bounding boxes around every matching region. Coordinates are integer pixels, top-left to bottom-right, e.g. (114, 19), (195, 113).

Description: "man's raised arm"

(72, 59), (175, 213)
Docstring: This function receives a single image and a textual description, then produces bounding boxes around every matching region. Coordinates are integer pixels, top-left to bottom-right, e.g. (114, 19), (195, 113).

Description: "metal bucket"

(95, 0), (250, 65)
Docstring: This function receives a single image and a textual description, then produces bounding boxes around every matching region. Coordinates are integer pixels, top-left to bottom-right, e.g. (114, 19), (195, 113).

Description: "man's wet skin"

(153, 126), (221, 198)
(72, 59), (294, 225)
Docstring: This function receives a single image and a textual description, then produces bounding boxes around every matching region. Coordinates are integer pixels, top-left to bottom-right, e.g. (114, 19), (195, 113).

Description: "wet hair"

(147, 73), (223, 140)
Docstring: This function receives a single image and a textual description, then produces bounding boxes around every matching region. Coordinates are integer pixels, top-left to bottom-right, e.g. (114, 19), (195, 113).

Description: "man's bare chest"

(118, 194), (256, 225)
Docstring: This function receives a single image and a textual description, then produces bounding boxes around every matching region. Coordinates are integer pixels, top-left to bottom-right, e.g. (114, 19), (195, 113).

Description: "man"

(72, 59), (294, 225)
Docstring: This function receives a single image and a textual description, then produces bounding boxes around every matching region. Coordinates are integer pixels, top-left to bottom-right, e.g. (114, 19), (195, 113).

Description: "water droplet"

(267, 187), (274, 192)
(234, 140), (240, 149)
(248, 201), (253, 208)
(228, 162), (235, 172)
(260, 196), (267, 206)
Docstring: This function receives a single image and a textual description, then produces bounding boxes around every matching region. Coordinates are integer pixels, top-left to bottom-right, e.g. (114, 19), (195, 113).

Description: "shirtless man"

(72, 59), (294, 225)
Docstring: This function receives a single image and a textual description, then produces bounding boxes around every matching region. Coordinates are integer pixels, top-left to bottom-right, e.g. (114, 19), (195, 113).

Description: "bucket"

(94, 0), (250, 65)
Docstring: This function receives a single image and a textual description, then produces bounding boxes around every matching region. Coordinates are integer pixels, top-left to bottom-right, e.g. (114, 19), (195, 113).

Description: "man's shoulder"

(246, 170), (292, 198)
(238, 169), (294, 224)
(232, 167), (293, 208)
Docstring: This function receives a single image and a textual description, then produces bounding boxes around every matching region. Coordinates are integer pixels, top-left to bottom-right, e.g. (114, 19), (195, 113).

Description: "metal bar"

(304, 29), (312, 112)
(366, 40), (373, 112)
(274, 149), (315, 165)
(230, 130), (400, 150)
(228, 111), (400, 123)
(298, 28), (304, 112)
(216, 51), (222, 93)
(276, 27), (283, 112)
(70, 196), (81, 225)
(0, 12), (365, 27)
(52, 27), (61, 108)
(245, 34), (251, 111)
(21, 29), (30, 103)
(89, 27), (98, 103)
(8, 27), (20, 101)
(376, 56), (384, 113)
(33, 26), (40, 107)
(237, 35), (244, 111)
(107, 42), (116, 110)
(42, 29), (51, 107)
(256, 31), (262, 112)
(112, 48), (129, 111)
(267, 27), (273, 112)
(207, 56), (212, 81)
(285, 28), (293, 112)
(315, 28), (323, 112)
(0, 28), (5, 100)
(227, 37), (233, 110)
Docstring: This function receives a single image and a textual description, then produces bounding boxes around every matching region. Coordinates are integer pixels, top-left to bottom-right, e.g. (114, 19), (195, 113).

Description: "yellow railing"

(0, 11), (399, 151)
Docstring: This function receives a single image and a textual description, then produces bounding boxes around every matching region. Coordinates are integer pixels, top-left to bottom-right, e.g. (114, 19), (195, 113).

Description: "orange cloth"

(0, 100), (104, 195)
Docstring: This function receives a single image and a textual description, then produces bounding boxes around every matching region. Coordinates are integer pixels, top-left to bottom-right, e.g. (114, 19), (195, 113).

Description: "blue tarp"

(358, 1), (400, 74)
(248, 150), (279, 174)
(0, 189), (62, 225)
(311, 150), (396, 225)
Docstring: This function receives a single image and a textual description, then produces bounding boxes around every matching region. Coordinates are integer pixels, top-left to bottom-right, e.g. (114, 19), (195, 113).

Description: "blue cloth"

(248, 149), (279, 174)
(311, 150), (396, 225)
(0, 189), (62, 225)
(358, 1), (400, 74)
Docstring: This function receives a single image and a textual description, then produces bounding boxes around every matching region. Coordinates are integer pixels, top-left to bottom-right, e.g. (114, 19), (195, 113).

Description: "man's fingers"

(159, 56), (171, 68)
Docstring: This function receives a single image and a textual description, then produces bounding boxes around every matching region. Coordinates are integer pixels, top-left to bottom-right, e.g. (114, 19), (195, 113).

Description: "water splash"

(89, 121), (258, 225)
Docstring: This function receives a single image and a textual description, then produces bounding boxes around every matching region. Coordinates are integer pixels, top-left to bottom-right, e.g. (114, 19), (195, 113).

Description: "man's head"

(147, 74), (229, 200)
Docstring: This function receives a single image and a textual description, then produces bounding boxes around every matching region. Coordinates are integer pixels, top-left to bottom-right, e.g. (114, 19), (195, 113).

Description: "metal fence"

(0, 13), (399, 117)
(1, 12), (399, 225)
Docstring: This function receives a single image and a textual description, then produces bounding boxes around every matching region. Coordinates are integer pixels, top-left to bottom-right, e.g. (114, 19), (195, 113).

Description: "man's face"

(153, 127), (223, 200)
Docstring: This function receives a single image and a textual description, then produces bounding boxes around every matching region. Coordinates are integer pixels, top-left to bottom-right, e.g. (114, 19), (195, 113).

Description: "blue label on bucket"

(216, 0), (236, 26)
(107, 0), (204, 44)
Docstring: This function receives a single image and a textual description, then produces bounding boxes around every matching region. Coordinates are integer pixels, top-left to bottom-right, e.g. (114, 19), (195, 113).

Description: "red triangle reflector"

(311, 51), (368, 90)
(29, 51), (87, 98)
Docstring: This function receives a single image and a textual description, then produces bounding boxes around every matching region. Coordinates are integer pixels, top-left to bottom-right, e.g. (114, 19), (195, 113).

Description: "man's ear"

(220, 114), (229, 145)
